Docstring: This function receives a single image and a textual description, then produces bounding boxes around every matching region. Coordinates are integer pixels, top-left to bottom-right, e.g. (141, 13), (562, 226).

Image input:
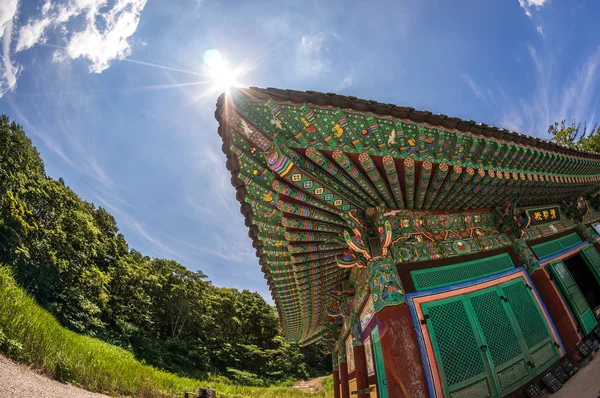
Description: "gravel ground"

(0, 354), (108, 398)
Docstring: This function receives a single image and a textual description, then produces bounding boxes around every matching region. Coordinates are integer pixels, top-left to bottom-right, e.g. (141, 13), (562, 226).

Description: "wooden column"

(530, 268), (580, 360)
(339, 361), (350, 398)
(374, 304), (428, 398)
(333, 369), (341, 398)
(353, 344), (370, 398)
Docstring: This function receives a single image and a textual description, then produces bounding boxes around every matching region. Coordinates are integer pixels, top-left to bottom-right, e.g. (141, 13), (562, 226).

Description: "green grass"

(321, 375), (333, 396)
(0, 265), (327, 398)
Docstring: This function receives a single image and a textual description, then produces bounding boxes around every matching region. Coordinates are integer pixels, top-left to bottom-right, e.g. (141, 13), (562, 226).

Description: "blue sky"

(0, 0), (599, 301)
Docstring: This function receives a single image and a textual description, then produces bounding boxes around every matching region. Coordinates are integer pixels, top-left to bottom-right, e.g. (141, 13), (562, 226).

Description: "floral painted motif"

(368, 258), (405, 312)
(513, 238), (540, 275)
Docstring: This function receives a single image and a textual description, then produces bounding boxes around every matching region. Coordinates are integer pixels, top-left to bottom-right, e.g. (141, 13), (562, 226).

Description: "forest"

(0, 115), (329, 386)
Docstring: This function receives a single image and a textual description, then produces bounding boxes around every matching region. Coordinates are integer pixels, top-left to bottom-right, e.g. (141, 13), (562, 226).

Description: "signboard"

(526, 206), (560, 226)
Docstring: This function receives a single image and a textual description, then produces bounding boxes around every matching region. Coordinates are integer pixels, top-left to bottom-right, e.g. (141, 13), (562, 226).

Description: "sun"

(204, 49), (241, 92)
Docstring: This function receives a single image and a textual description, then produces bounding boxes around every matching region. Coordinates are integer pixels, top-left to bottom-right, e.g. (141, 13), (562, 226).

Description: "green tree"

(548, 119), (600, 152)
(0, 114), (330, 385)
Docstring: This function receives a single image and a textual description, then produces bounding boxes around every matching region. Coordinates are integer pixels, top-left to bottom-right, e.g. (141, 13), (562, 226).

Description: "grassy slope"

(0, 265), (326, 398)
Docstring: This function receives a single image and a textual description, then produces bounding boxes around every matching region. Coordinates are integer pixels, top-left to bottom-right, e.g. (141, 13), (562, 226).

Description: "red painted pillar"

(333, 369), (341, 398)
(353, 344), (370, 398)
(375, 304), (428, 398)
(339, 362), (350, 398)
(530, 268), (580, 360)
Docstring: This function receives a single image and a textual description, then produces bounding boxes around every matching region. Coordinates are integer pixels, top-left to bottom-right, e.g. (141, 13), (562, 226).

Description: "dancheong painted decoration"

(216, 87), (600, 398)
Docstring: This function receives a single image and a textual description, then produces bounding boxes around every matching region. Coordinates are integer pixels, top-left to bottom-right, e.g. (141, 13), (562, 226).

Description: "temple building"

(215, 87), (600, 398)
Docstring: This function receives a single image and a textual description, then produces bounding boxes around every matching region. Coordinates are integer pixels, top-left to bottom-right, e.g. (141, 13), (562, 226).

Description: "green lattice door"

(422, 277), (560, 397)
(548, 260), (598, 334)
(579, 245), (600, 285)
(371, 326), (388, 398)
(500, 279), (560, 378)
(466, 287), (533, 396)
(422, 296), (494, 398)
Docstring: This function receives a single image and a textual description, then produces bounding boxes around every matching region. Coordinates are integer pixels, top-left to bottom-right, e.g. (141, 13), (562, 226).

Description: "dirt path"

(292, 375), (328, 393)
(0, 354), (108, 398)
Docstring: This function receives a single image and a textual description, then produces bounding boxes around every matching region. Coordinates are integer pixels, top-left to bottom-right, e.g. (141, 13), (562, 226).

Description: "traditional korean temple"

(215, 87), (600, 398)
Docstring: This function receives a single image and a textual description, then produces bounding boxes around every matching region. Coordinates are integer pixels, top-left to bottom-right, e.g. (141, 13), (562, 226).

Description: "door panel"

(421, 275), (562, 397)
(422, 297), (493, 398)
(548, 260), (598, 334)
(500, 279), (560, 372)
(467, 288), (531, 394)
(580, 245), (600, 285)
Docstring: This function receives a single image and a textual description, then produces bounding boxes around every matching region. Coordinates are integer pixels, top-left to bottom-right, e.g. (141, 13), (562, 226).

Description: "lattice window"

(531, 233), (582, 259)
(412, 253), (514, 291)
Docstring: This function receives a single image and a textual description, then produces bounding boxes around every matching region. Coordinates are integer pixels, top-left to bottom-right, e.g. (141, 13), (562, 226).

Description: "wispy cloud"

(296, 33), (327, 76)
(500, 45), (600, 138)
(536, 25), (544, 36)
(463, 74), (484, 99)
(92, 189), (191, 261)
(518, 0), (548, 18)
(340, 76), (352, 89)
(0, 0), (19, 97)
(7, 73), (113, 189)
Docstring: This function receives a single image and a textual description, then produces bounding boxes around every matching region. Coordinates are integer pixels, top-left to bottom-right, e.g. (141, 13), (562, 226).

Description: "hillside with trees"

(0, 115), (328, 386)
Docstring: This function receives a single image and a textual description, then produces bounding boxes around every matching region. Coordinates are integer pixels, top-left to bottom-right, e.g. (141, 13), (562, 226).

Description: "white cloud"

(518, 0), (548, 18)
(296, 33), (327, 76)
(341, 76), (352, 89)
(500, 45), (600, 138)
(536, 25), (544, 36)
(16, 0), (147, 73)
(0, 1), (19, 42)
(0, 0), (20, 96)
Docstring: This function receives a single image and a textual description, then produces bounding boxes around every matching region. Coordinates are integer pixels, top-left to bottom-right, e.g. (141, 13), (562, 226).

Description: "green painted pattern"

(403, 158), (416, 209)
(358, 152), (395, 208)
(422, 163), (449, 210)
(382, 155), (405, 209)
(304, 146), (374, 207)
(331, 149), (382, 204)
(414, 161), (432, 210)
(429, 165), (462, 210)
(411, 253), (515, 291)
(436, 167), (475, 211)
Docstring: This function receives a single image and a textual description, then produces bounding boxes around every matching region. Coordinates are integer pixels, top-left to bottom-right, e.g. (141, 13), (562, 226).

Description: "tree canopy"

(0, 115), (329, 385)
(548, 119), (600, 153)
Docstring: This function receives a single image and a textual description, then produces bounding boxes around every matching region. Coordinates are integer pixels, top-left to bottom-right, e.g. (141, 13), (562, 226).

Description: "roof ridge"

(217, 86), (600, 160)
